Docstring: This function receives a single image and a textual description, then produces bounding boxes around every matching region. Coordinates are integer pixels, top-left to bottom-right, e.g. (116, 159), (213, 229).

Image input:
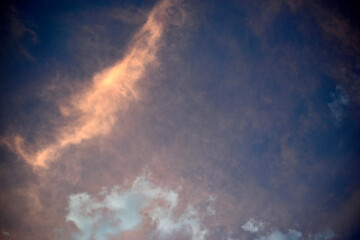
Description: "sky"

(0, 0), (360, 239)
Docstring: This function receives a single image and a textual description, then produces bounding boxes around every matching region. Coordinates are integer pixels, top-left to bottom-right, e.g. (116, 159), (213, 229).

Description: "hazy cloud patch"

(241, 218), (335, 240)
(255, 229), (302, 240)
(328, 85), (349, 126)
(65, 173), (208, 240)
(311, 229), (335, 240)
(254, 228), (335, 240)
(6, 6), (38, 61)
(242, 218), (264, 233)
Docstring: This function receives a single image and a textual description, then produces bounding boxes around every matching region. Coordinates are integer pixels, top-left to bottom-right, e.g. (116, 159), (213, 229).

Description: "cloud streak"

(2, 0), (184, 168)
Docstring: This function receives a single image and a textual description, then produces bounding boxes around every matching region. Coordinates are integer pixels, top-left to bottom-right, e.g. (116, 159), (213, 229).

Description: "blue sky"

(1, 0), (360, 239)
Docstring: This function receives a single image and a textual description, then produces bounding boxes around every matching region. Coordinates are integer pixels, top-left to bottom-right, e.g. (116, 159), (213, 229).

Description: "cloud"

(6, 6), (38, 61)
(256, 229), (302, 240)
(226, 231), (239, 240)
(327, 85), (349, 126)
(205, 196), (216, 216)
(254, 229), (335, 240)
(311, 229), (335, 240)
(109, 6), (148, 24)
(241, 218), (335, 240)
(1, 0), (359, 239)
(65, 173), (208, 240)
(242, 218), (264, 233)
(3, 0), (186, 168)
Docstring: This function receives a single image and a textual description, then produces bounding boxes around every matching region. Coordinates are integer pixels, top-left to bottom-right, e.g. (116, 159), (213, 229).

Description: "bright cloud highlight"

(3, 0), (185, 168)
(65, 174), (208, 240)
(242, 218), (264, 233)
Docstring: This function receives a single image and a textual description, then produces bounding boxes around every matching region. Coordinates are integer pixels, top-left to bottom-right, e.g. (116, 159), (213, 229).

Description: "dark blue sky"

(1, 0), (360, 239)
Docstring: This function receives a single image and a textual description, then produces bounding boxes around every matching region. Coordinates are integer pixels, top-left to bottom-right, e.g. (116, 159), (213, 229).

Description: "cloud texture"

(66, 173), (207, 240)
(2, 0), (185, 168)
(1, 0), (360, 239)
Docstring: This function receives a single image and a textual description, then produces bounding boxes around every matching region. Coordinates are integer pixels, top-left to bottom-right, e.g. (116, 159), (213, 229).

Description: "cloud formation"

(2, 0), (185, 168)
(254, 229), (335, 240)
(1, 0), (359, 239)
(65, 173), (208, 240)
(242, 218), (264, 233)
(241, 218), (335, 240)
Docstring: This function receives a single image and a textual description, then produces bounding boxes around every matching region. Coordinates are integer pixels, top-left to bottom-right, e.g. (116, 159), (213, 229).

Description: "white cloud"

(226, 231), (239, 240)
(65, 174), (208, 240)
(242, 218), (264, 233)
(151, 204), (207, 240)
(206, 196), (216, 215)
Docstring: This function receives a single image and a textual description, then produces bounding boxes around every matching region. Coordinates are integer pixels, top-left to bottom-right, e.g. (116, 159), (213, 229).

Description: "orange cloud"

(3, 0), (184, 168)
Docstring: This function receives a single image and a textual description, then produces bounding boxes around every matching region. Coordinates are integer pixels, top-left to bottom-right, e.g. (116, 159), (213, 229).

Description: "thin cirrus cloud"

(65, 173), (208, 240)
(2, 0), (185, 168)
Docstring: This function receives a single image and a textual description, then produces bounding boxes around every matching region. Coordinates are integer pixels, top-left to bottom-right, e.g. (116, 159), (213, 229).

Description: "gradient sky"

(1, 0), (360, 239)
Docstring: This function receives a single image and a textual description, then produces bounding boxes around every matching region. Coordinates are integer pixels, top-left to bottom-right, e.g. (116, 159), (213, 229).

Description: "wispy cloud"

(328, 85), (349, 126)
(65, 173), (208, 240)
(241, 218), (335, 240)
(254, 229), (335, 240)
(255, 229), (302, 240)
(6, 6), (38, 61)
(2, 0), (185, 168)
